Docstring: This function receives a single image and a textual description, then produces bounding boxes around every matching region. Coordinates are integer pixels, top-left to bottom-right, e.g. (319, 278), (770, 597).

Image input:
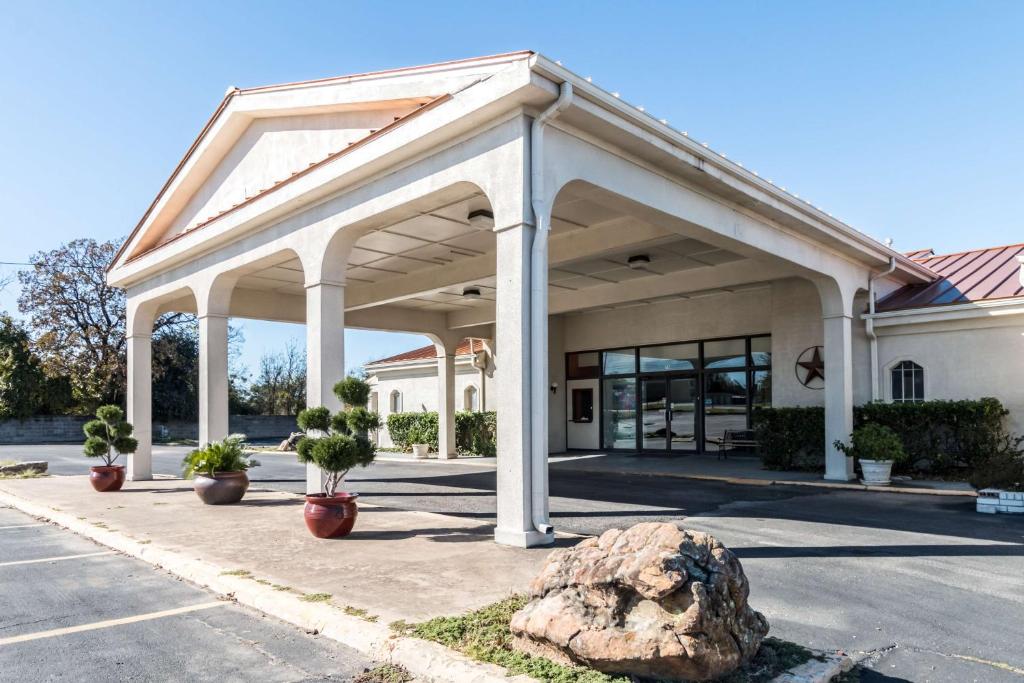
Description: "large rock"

(0, 460), (47, 475)
(510, 522), (768, 681)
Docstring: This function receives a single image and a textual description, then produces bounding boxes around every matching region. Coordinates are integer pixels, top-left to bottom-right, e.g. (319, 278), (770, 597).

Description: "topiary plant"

(296, 433), (375, 496)
(297, 406), (332, 433)
(334, 376), (371, 409)
(330, 410), (351, 435)
(182, 434), (260, 478)
(83, 404), (138, 467)
(346, 406), (382, 437)
(835, 423), (907, 463)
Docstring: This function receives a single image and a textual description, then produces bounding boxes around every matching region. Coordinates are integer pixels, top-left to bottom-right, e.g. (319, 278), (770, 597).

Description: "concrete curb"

(771, 651), (853, 682)
(0, 489), (530, 683)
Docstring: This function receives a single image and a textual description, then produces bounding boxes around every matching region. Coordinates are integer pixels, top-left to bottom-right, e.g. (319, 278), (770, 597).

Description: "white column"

(823, 311), (855, 481)
(306, 282), (345, 494)
(126, 333), (152, 481)
(198, 314), (230, 446)
(437, 349), (457, 460)
(494, 223), (551, 547)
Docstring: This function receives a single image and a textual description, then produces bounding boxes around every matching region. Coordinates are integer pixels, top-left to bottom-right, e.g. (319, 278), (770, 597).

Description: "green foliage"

(752, 407), (825, 471)
(297, 406), (331, 432)
(0, 314), (70, 419)
(334, 376), (371, 408)
(296, 433), (375, 496)
(182, 434), (259, 478)
(346, 406), (382, 435)
(81, 404), (138, 466)
(393, 595), (626, 683)
(835, 423), (907, 464)
(330, 411), (352, 435)
(354, 663), (412, 683)
(970, 451), (1024, 491)
(386, 411), (497, 456)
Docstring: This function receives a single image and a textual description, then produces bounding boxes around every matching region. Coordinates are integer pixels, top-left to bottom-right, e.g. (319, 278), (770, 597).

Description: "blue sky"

(1, 1), (1021, 374)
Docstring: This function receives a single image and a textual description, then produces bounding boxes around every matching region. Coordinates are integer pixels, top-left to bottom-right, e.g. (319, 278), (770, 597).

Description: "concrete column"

(437, 349), (457, 460)
(823, 312), (855, 480)
(494, 223), (551, 547)
(198, 314), (230, 446)
(126, 333), (152, 481)
(306, 282), (345, 493)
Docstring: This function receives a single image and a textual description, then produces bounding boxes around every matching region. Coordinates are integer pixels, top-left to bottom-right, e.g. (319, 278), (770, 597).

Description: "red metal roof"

(367, 339), (476, 366)
(878, 243), (1024, 311)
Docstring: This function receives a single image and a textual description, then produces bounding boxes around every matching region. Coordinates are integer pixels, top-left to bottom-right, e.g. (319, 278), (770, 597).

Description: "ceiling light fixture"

(627, 254), (651, 269)
(467, 209), (494, 230)
(462, 287), (482, 299)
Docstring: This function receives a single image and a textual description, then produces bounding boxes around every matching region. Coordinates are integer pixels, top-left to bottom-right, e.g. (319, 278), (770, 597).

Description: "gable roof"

(366, 339), (477, 368)
(878, 243), (1024, 311)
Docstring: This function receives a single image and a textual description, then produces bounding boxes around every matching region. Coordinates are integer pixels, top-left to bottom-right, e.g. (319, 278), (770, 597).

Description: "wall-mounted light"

(467, 209), (494, 230)
(462, 287), (481, 299)
(627, 254), (651, 269)
(550, 382), (558, 394)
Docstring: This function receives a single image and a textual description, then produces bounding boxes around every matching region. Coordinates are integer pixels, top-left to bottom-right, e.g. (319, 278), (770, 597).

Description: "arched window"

(464, 385), (479, 412)
(891, 361), (924, 403)
(389, 390), (403, 413)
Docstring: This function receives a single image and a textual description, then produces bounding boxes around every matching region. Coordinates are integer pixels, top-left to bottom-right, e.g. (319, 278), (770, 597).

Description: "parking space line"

(0, 601), (227, 646)
(0, 551), (114, 567)
(0, 524), (46, 530)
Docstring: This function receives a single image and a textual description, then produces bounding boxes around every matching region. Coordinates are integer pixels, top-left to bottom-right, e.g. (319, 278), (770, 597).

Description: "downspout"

(866, 257), (897, 401)
(530, 82), (574, 537)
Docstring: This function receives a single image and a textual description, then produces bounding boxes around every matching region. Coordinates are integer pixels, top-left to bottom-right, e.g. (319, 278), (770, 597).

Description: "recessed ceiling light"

(467, 209), (494, 230)
(627, 254), (651, 269)
(462, 287), (482, 299)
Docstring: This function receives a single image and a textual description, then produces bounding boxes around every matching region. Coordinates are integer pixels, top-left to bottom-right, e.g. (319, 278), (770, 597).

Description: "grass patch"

(271, 583), (296, 592)
(342, 605), (379, 622)
(0, 469), (47, 479)
(300, 592), (332, 603)
(137, 540), (151, 545)
(392, 596), (820, 683)
(354, 663), (412, 683)
(220, 569), (252, 578)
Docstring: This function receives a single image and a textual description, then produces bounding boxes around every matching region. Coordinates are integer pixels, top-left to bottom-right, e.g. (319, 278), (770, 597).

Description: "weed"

(354, 663), (412, 683)
(220, 569), (252, 578)
(342, 606), (378, 622)
(300, 592), (332, 603)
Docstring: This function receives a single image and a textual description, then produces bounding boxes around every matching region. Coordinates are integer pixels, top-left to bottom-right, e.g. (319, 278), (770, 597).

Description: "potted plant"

(182, 434), (260, 505)
(408, 424), (431, 459)
(83, 405), (138, 492)
(835, 423), (907, 486)
(296, 433), (376, 537)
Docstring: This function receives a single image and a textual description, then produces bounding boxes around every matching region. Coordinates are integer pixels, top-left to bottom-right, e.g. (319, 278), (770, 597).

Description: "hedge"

(386, 411), (497, 457)
(753, 398), (1023, 477)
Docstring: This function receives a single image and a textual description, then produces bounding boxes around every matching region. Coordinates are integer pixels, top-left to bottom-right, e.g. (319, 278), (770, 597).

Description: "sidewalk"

(378, 452), (977, 496)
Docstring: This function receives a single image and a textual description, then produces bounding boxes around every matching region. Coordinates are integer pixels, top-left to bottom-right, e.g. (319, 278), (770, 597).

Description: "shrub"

(387, 412), (439, 450)
(969, 451), (1024, 492)
(347, 406), (382, 436)
(297, 433), (375, 496)
(752, 407), (824, 471)
(182, 434), (259, 478)
(334, 376), (371, 408)
(330, 411), (351, 435)
(82, 404), (138, 467)
(387, 411), (497, 455)
(297, 406), (331, 432)
(834, 423), (907, 464)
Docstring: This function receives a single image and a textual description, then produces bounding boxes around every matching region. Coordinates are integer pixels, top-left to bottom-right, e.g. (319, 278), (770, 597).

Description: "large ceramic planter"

(859, 459), (894, 486)
(89, 465), (126, 492)
(304, 493), (359, 538)
(412, 444), (430, 459)
(193, 471), (250, 505)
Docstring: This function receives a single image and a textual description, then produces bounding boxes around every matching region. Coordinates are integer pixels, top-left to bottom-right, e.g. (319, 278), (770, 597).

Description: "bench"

(706, 429), (759, 459)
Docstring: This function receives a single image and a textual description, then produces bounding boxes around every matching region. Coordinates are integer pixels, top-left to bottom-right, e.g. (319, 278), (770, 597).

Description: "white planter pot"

(977, 489), (1024, 514)
(859, 459), (894, 486)
(412, 444), (430, 459)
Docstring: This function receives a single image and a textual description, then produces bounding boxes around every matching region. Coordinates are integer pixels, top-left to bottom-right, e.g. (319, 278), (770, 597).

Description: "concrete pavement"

(0, 505), (374, 682)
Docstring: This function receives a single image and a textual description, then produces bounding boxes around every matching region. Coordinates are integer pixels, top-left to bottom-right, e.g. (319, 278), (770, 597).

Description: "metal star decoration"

(797, 346), (825, 386)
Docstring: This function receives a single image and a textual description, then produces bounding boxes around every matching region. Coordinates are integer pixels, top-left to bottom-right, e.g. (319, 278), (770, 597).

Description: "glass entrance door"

(641, 375), (699, 452)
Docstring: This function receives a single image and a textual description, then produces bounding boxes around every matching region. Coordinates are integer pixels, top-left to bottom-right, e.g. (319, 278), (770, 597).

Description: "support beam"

(198, 315), (230, 446)
(823, 312), (855, 481)
(436, 348), (457, 460)
(126, 334), (152, 481)
(305, 282), (346, 494)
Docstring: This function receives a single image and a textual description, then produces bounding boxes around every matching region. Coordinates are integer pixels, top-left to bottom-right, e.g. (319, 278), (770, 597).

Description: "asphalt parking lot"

(4, 443), (1024, 682)
(0, 504), (374, 682)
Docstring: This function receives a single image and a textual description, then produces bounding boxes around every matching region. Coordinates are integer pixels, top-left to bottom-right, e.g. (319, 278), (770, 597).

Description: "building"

(107, 51), (1024, 547)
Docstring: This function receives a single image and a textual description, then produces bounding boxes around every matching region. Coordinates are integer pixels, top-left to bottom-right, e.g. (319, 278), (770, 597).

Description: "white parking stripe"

(0, 601), (227, 646)
(0, 524), (45, 530)
(0, 551), (114, 567)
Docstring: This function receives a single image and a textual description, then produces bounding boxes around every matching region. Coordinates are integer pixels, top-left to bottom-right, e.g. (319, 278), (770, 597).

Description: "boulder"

(278, 432), (304, 451)
(0, 461), (48, 475)
(510, 522), (768, 681)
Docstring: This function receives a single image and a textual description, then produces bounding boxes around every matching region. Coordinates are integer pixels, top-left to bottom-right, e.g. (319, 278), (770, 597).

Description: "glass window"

(571, 388), (594, 423)
(567, 351), (600, 379)
(639, 343), (699, 372)
(464, 385), (479, 412)
(602, 377), (636, 449)
(602, 348), (636, 375)
(704, 339), (747, 369)
(389, 390), (403, 413)
(891, 361), (924, 403)
(704, 371), (749, 451)
(750, 337), (772, 368)
(752, 370), (771, 409)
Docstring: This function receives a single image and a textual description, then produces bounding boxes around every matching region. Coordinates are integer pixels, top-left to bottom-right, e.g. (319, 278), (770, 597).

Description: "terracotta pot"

(304, 493), (359, 538)
(89, 465), (126, 492)
(193, 471), (250, 504)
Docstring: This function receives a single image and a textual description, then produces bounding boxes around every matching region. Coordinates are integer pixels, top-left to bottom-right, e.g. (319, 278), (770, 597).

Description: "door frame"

(638, 373), (701, 454)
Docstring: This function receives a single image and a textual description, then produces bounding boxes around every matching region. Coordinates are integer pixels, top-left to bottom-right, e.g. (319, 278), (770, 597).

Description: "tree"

(0, 314), (71, 418)
(151, 324), (200, 421)
(83, 404), (138, 466)
(17, 238), (189, 411)
(245, 341), (306, 415)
